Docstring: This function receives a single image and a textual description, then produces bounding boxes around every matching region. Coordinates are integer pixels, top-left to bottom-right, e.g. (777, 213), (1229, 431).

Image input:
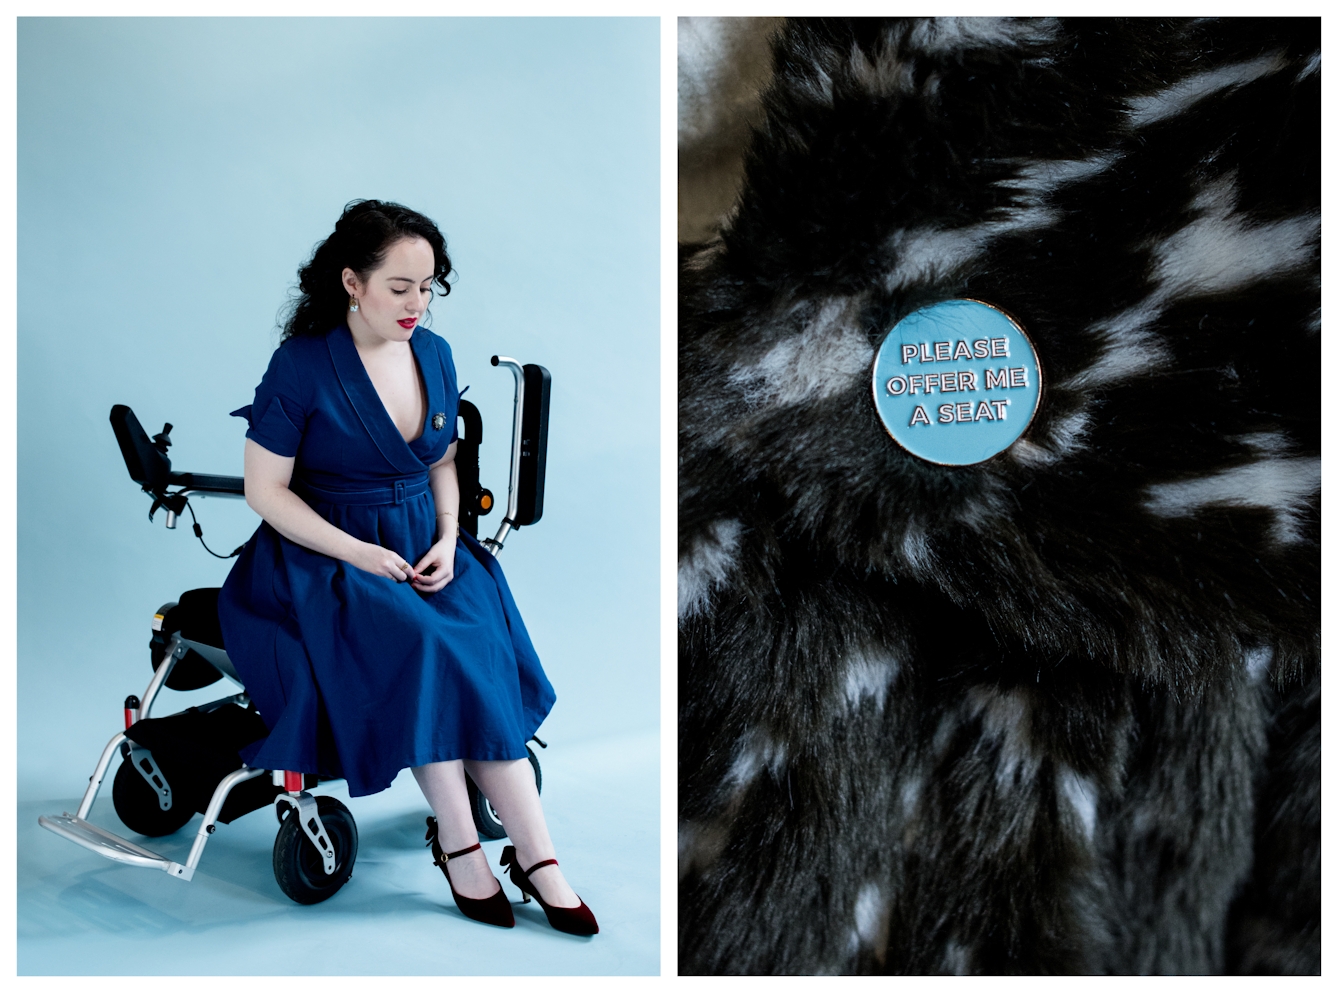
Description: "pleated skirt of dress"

(217, 490), (555, 797)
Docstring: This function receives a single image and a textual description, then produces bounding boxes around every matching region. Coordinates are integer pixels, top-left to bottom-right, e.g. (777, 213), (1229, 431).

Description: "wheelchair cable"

(183, 497), (245, 559)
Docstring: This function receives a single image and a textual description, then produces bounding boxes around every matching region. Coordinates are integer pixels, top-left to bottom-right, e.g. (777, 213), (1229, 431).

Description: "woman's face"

(342, 236), (436, 344)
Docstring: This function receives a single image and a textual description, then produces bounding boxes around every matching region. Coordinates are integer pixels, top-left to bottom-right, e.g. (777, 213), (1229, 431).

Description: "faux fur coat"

(678, 17), (1319, 975)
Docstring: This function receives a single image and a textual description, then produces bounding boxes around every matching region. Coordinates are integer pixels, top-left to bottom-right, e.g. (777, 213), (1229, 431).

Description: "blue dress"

(217, 324), (555, 797)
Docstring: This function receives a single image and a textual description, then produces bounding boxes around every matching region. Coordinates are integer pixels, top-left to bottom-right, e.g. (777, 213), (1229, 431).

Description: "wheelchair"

(40, 357), (553, 905)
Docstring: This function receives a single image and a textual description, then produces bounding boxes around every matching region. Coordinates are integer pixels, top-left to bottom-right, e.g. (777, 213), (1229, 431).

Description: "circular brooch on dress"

(871, 299), (1042, 465)
(431, 413), (447, 431)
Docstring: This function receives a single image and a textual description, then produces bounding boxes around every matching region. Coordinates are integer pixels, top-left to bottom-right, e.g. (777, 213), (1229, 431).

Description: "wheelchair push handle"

(483, 356), (551, 556)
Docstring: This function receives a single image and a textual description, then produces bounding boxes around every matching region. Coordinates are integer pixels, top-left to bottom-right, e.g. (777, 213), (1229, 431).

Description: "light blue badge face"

(871, 299), (1042, 465)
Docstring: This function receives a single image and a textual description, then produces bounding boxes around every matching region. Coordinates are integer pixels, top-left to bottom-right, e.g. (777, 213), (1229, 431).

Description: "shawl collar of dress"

(326, 324), (444, 475)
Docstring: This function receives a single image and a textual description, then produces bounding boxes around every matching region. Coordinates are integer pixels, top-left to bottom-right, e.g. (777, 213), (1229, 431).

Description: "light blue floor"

(18, 731), (659, 975)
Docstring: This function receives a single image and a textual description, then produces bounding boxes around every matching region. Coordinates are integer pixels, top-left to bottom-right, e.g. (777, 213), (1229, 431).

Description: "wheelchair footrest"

(38, 813), (193, 880)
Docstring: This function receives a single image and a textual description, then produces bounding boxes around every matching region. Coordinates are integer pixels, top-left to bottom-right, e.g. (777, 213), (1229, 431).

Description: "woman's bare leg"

(411, 760), (501, 900)
(464, 757), (580, 908)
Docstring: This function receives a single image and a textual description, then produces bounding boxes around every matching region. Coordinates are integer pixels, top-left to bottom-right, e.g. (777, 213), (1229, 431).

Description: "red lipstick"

(398, 318), (417, 329)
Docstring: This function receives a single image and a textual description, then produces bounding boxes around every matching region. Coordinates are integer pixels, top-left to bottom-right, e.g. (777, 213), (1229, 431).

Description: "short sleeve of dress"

(230, 344), (308, 457)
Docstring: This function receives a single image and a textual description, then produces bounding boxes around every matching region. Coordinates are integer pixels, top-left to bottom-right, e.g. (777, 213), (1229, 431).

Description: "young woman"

(218, 200), (596, 935)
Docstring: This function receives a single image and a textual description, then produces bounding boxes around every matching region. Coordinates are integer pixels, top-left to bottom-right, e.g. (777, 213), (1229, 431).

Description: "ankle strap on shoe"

(500, 845), (559, 878)
(424, 820), (483, 864)
(522, 857), (559, 877)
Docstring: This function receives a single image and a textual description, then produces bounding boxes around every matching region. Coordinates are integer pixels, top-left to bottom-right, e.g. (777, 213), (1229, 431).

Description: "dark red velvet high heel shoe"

(425, 817), (515, 928)
(499, 845), (599, 936)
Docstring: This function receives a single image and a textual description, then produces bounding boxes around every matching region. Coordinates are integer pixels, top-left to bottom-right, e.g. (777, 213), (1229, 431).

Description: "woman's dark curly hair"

(281, 200), (454, 341)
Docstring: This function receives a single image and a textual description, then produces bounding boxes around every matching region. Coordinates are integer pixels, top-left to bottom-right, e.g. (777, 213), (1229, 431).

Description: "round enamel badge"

(872, 299), (1041, 465)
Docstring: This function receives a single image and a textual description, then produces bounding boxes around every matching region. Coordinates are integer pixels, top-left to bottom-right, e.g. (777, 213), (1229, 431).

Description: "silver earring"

(349, 296), (359, 313)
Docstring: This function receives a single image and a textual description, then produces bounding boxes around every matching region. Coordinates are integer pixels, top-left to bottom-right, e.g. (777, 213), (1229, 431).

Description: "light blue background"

(18, 17), (659, 974)
(872, 299), (1042, 464)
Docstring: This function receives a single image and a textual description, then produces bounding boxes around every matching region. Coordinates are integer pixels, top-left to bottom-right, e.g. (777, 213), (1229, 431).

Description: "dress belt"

(296, 475), (431, 506)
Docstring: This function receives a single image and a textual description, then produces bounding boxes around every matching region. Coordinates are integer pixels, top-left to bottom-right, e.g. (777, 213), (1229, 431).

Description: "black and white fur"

(678, 18), (1319, 975)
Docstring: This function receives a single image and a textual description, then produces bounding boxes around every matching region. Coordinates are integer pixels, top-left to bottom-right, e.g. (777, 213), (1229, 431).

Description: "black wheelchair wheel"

(272, 795), (358, 905)
(467, 745), (543, 841)
(112, 753), (195, 837)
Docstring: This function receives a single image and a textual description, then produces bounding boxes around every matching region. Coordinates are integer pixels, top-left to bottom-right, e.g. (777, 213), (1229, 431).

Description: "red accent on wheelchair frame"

(284, 770), (303, 794)
(124, 695), (140, 729)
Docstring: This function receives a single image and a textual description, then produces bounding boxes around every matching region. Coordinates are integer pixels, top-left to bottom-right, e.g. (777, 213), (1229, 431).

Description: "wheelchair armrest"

(167, 472), (245, 497)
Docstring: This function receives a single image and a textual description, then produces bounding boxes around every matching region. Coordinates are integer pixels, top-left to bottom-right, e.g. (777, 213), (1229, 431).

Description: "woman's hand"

(410, 535), (458, 594)
(346, 540), (419, 584)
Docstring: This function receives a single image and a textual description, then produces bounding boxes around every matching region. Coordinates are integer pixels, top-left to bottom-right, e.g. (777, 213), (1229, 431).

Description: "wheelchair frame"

(40, 354), (553, 897)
